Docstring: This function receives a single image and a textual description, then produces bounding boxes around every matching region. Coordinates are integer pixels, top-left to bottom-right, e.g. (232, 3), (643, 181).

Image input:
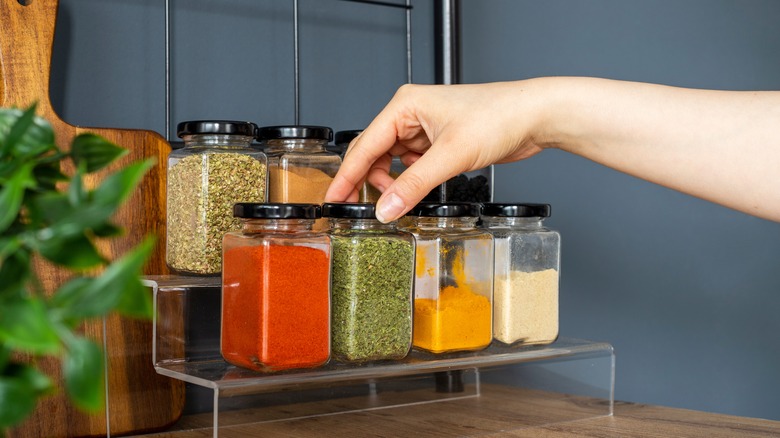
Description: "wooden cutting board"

(1, 0), (184, 436)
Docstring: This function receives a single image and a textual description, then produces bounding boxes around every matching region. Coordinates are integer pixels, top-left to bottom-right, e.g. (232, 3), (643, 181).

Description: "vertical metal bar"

(434, 0), (461, 201)
(165, 0), (171, 141)
(434, 0), (459, 85)
(405, 0), (412, 83)
(293, 0), (300, 124)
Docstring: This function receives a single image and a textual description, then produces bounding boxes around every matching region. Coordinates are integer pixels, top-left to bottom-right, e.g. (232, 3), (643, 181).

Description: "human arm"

(324, 77), (780, 222)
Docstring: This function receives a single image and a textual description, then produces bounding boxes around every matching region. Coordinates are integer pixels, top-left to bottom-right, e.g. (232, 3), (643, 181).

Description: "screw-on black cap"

(233, 203), (322, 219)
(481, 203), (551, 218)
(177, 120), (257, 138)
(407, 202), (482, 218)
(334, 130), (363, 147)
(322, 202), (378, 219)
(256, 125), (333, 141)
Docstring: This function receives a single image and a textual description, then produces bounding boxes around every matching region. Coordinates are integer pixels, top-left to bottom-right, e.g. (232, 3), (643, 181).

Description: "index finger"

(325, 111), (403, 202)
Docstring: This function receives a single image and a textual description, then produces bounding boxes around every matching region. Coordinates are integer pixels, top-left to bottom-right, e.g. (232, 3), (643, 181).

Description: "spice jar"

(422, 168), (493, 203)
(221, 203), (330, 371)
(331, 129), (358, 159)
(402, 203), (493, 354)
(323, 202), (415, 363)
(335, 130), (376, 203)
(481, 203), (559, 346)
(166, 120), (267, 275)
(258, 125), (340, 203)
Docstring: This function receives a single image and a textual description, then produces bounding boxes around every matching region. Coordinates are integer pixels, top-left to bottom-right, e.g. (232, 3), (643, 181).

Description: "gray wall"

(51, 0), (435, 138)
(462, 0), (780, 421)
(49, 0), (779, 422)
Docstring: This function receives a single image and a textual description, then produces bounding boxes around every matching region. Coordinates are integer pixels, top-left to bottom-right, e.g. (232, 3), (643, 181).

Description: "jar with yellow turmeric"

(402, 203), (494, 354)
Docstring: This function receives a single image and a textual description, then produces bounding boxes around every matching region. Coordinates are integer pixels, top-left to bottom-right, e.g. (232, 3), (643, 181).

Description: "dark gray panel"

(462, 0), (780, 421)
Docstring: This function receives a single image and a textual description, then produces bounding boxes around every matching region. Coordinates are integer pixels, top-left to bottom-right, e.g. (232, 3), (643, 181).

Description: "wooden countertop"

(130, 384), (780, 437)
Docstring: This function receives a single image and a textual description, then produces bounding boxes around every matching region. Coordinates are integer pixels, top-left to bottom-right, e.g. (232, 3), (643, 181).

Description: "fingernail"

(376, 192), (406, 223)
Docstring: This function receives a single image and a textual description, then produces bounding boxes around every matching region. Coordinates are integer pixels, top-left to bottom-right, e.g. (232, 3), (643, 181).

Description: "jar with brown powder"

(258, 125), (341, 229)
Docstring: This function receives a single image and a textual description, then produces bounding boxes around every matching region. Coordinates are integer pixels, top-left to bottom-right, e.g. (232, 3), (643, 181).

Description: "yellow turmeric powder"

(413, 284), (492, 353)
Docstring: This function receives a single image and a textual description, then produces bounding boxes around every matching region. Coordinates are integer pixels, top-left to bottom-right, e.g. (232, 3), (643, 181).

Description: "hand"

(324, 80), (550, 222)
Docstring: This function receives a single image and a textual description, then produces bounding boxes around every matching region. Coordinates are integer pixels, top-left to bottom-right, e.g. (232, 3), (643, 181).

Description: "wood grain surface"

(130, 385), (780, 438)
(1, 0), (183, 436)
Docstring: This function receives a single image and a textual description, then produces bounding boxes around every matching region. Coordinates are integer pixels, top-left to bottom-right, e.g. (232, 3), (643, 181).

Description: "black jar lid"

(256, 125), (333, 141)
(407, 202), (482, 218)
(233, 203), (322, 219)
(322, 202), (379, 219)
(176, 120), (257, 138)
(481, 203), (551, 218)
(334, 130), (363, 147)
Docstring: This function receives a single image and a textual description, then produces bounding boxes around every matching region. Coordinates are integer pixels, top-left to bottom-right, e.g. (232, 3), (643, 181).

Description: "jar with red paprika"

(221, 203), (331, 372)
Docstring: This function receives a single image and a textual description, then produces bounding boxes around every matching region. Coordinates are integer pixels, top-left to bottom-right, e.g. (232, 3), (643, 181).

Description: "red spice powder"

(221, 243), (330, 371)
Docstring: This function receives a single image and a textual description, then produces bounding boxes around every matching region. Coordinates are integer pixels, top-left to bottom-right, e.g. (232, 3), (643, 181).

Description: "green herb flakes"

(330, 233), (414, 362)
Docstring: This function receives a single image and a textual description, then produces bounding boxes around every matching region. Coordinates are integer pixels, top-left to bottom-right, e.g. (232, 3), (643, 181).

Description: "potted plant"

(0, 104), (155, 433)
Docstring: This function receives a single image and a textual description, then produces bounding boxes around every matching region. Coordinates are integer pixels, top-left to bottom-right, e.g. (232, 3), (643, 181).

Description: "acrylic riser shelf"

(146, 275), (615, 437)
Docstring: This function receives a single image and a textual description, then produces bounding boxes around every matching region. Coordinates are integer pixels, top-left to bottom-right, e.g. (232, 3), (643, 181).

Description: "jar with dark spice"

(166, 120), (267, 275)
(402, 203), (493, 354)
(323, 202), (415, 363)
(422, 168), (493, 203)
(221, 203), (331, 372)
(482, 203), (559, 346)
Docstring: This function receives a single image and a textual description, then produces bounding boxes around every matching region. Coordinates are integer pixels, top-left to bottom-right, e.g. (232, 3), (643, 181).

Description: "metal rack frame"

(162, 0), (418, 140)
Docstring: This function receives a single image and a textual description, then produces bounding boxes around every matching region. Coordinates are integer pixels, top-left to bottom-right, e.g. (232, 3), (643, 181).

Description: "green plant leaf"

(0, 251), (30, 302)
(27, 192), (73, 227)
(32, 159), (67, 191)
(0, 297), (61, 355)
(0, 364), (53, 429)
(62, 337), (104, 412)
(67, 163), (87, 206)
(0, 106), (55, 159)
(0, 106), (35, 157)
(70, 134), (127, 174)
(28, 159), (154, 241)
(0, 161), (36, 232)
(90, 222), (123, 238)
(36, 232), (106, 270)
(51, 237), (155, 321)
(91, 158), (155, 207)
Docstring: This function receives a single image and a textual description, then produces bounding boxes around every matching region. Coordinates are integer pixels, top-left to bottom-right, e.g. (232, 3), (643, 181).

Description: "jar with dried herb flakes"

(166, 120), (267, 275)
(258, 125), (340, 201)
(323, 202), (414, 363)
(221, 203), (330, 372)
(482, 203), (559, 346)
(402, 203), (493, 354)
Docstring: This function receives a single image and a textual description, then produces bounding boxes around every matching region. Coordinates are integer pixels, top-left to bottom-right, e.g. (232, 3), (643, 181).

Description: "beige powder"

(493, 269), (559, 345)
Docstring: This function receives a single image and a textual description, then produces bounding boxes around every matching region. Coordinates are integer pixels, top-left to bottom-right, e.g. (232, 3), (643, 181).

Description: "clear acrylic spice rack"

(146, 275), (615, 437)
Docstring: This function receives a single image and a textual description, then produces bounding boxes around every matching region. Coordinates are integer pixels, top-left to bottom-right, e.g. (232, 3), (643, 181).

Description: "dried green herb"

(330, 233), (414, 362)
(166, 152), (266, 274)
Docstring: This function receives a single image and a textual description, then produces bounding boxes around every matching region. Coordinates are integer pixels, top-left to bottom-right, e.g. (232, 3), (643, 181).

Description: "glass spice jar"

(322, 202), (415, 363)
(422, 168), (493, 203)
(402, 203), (494, 354)
(166, 120), (267, 276)
(258, 125), (341, 203)
(481, 203), (560, 346)
(221, 203), (331, 372)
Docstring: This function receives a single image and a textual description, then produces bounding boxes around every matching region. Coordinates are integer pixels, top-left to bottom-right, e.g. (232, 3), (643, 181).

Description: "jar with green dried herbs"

(323, 203), (415, 363)
(166, 120), (267, 275)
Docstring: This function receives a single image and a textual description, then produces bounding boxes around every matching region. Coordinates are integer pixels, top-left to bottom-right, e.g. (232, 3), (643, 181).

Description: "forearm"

(532, 77), (780, 221)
